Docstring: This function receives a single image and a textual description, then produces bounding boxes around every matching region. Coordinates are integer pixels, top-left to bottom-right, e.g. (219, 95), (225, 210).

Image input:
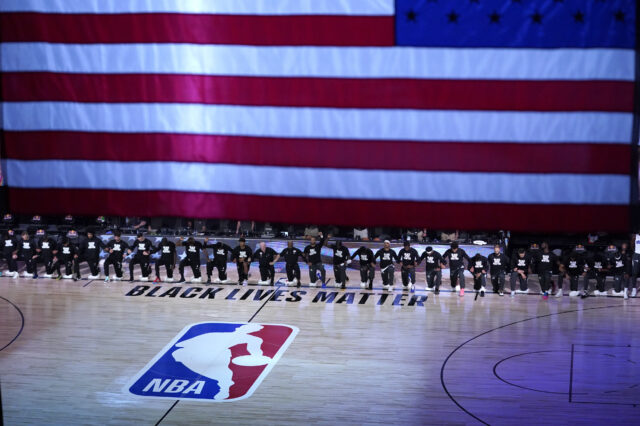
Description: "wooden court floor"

(1, 267), (639, 425)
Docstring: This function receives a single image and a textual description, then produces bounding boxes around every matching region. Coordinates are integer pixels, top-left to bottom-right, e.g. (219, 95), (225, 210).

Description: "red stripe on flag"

(7, 188), (629, 232)
(2, 73), (633, 112)
(0, 12), (394, 46)
(3, 131), (629, 175)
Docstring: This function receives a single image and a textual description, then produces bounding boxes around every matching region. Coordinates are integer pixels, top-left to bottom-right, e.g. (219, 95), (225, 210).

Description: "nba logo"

(126, 322), (298, 402)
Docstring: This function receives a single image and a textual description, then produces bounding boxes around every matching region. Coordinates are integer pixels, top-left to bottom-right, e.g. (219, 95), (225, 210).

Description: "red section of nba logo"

(227, 325), (294, 400)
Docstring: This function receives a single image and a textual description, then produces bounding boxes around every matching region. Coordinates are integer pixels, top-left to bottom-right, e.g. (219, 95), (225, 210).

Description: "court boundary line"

(0, 296), (25, 353)
(440, 303), (635, 425)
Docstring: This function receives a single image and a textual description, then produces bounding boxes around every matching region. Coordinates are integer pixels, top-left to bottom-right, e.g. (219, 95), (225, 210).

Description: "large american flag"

(0, 0), (636, 232)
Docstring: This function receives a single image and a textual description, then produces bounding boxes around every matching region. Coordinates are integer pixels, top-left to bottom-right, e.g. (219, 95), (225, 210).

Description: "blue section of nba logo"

(126, 322), (298, 402)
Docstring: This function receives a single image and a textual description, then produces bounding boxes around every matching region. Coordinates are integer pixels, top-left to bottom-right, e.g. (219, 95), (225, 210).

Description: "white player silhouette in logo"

(171, 324), (271, 400)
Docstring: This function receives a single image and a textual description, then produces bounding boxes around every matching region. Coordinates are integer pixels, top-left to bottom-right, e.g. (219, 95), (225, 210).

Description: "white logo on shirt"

(451, 254), (459, 260)
(427, 256), (434, 263)
(188, 246), (196, 252)
(403, 253), (411, 260)
(138, 243), (146, 250)
(517, 259), (526, 267)
(42, 242), (50, 249)
(383, 253), (390, 260)
(595, 262), (602, 269)
(63, 247), (70, 254)
(475, 261), (483, 269)
(113, 244), (121, 251)
(309, 249), (317, 256)
(5, 240), (13, 247)
(23, 242), (31, 249)
(542, 255), (550, 262)
(616, 260), (623, 268)
(569, 261), (577, 268)
(361, 255), (368, 261)
(492, 258), (501, 265)
(88, 242), (96, 249)
(162, 246), (171, 253)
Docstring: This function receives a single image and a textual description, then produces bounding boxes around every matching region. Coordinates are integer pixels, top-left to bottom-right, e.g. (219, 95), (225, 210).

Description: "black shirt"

(254, 247), (277, 266)
(374, 248), (399, 269)
(511, 253), (532, 275)
(534, 251), (557, 273)
(469, 255), (488, 274)
(279, 247), (304, 265)
(58, 244), (76, 261)
(206, 242), (233, 264)
(18, 238), (38, 258)
(154, 240), (176, 260)
(398, 247), (419, 267)
(609, 253), (630, 275)
(183, 241), (204, 259)
(232, 245), (253, 263)
(80, 237), (103, 259)
(329, 244), (351, 266)
(420, 250), (443, 271)
(106, 239), (130, 261)
(132, 238), (154, 257)
(442, 248), (470, 270)
(587, 252), (608, 273)
(38, 237), (57, 256)
(487, 253), (509, 275)
(563, 253), (585, 276)
(3, 235), (17, 254)
(351, 247), (375, 265)
(304, 242), (324, 264)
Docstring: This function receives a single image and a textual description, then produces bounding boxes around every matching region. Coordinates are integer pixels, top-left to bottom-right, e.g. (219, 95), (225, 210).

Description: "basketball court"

(1, 259), (638, 425)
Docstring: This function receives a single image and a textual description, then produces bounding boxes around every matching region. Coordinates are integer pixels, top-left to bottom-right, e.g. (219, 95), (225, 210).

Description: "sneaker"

(480, 288), (485, 297)
(154, 277), (161, 283)
(434, 287), (440, 295)
(360, 282), (366, 288)
(213, 278), (221, 284)
(72, 276), (78, 282)
(257, 280), (269, 286)
(624, 289), (629, 300)
(612, 290), (624, 297)
(242, 279), (248, 286)
(459, 288), (465, 297)
(403, 284), (409, 291)
(593, 290), (605, 296)
(191, 277), (202, 283)
(580, 291), (589, 299)
(22, 271), (30, 278)
(33, 273), (38, 279)
(113, 276), (121, 281)
(140, 277), (149, 282)
(88, 274), (100, 280)
(104, 276), (110, 283)
(499, 290), (504, 296)
(569, 291), (580, 297)
(341, 282), (346, 290)
(455, 285), (460, 292)
(510, 291), (515, 298)
(165, 277), (174, 283)
(387, 284), (393, 291)
(516, 289), (529, 294)
(632, 288), (637, 298)
(129, 277), (135, 282)
(555, 289), (563, 298)
(62, 274), (73, 279)
(43, 273), (53, 278)
(543, 291), (549, 300)
(178, 277), (186, 283)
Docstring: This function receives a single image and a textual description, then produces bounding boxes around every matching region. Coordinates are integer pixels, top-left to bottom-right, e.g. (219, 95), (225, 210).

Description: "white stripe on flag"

(1, 43), (633, 81)
(4, 160), (628, 205)
(0, 0), (395, 15)
(2, 102), (631, 144)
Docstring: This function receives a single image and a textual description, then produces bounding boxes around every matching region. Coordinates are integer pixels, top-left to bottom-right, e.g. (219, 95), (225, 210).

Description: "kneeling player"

(78, 230), (103, 279)
(398, 241), (419, 291)
(37, 232), (57, 278)
(2, 230), (18, 278)
(254, 242), (277, 285)
(510, 248), (531, 296)
(232, 238), (252, 285)
(104, 231), (131, 281)
(154, 237), (176, 282)
(17, 231), (39, 278)
(583, 249), (608, 297)
(469, 252), (488, 297)
(204, 239), (232, 284)
(351, 245), (375, 289)
(278, 241), (304, 286)
(443, 242), (470, 296)
(129, 232), (153, 282)
(52, 237), (78, 280)
(487, 244), (508, 296)
(178, 237), (204, 283)
(375, 240), (399, 291)
(329, 239), (351, 289)
(420, 246), (443, 294)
